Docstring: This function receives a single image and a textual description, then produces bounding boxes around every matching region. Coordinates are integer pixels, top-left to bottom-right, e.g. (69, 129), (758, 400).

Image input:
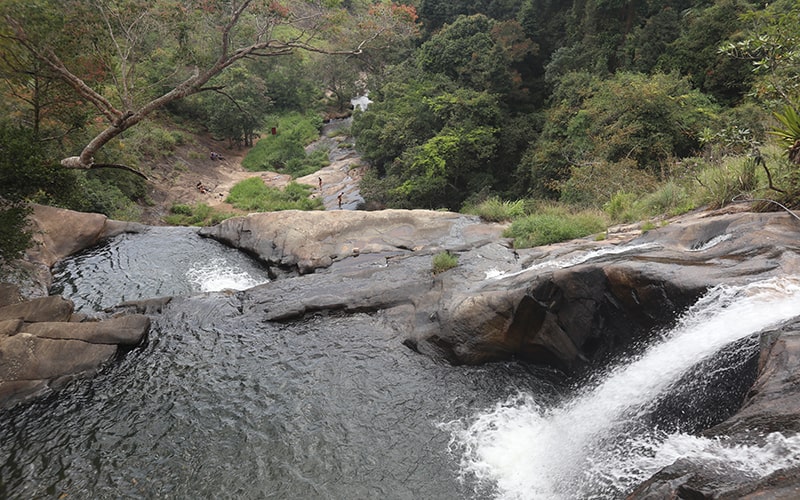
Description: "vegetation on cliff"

(2, 0), (800, 258)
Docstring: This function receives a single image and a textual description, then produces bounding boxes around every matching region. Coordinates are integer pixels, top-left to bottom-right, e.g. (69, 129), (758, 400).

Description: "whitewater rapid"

(443, 276), (800, 499)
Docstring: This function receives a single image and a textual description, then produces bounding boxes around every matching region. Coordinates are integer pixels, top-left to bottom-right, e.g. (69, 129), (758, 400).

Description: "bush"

(463, 197), (526, 222)
(241, 112), (324, 174)
(603, 191), (640, 222)
(432, 251), (458, 274)
(164, 203), (236, 226)
(0, 202), (32, 265)
(504, 208), (607, 248)
(693, 155), (767, 209)
(638, 181), (695, 217)
(226, 177), (323, 212)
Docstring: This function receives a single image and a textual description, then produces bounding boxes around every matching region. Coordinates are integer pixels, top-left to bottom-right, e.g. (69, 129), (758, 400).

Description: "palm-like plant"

(770, 105), (800, 164)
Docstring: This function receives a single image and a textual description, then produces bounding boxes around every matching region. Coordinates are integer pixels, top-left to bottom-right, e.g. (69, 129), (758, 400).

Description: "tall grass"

(164, 203), (236, 226)
(504, 205), (607, 248)
(242, 112), (327, 175)
(432, 251), (459, 274)
(463, 196), (526, 222)
(226, 177), (323, 212)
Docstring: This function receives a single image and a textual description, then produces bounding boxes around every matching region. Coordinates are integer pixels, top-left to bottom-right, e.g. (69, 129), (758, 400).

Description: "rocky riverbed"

(3, 203), (800, 497)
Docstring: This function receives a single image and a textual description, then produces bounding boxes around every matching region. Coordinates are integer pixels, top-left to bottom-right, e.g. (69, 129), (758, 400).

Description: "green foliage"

(0, 201), (32, 264)
(658, 0), (754, 104)
(638, 181), (695, 218)
(432, 251), (459, 274)
(524, 71), (718, 200)
(603, 191), (640, 223)
(692, 155), (771, 209)
(770, 104), (800, 164)
(462, 197), (526, 222)
(558, 159), (659, 208)
(241, 112), (324, 173)
(720, 0), (800, 106)
(226, 177), (323, 212)
(504, 207), (607, 248)
(417, 14), (531, 95)
(163, 203), (235, 226)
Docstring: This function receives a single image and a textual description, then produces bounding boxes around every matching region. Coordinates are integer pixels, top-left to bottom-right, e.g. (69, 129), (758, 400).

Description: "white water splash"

(488, 243), (656, 280)
(690, 233), (732, 252)
(443, 276), (800, 499)
(186, 258), (268, 292)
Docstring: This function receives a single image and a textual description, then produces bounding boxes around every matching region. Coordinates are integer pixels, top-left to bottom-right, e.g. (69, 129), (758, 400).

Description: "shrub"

(638, 181), (695, 217)
(226, 177), (323, 212)
(463, 196), (526, 222)
(164, 203), (236, 226)
(241, 112), (324, 173)
(603, 191), (640, 222)
(504, 208), (607, 248)
(432, 251), (458, 274)
(693, 155), (766, 209)
(0, 202), (33, 265)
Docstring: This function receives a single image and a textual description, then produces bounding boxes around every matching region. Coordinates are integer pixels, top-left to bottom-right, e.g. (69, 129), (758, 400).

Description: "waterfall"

(442, 277), (800, 499)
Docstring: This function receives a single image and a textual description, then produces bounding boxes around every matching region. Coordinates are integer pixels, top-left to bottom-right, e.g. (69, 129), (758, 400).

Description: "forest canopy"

(2, 0), (800, 260)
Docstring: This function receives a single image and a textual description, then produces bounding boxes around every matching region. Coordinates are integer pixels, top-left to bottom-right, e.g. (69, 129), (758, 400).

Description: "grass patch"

(463, 196), (526, 222)
(504, 206), (607, 248)
(164, 203), (236, 226)
(226, 177), (323, 212)
(432, 251), (459, 274)
(242, 112), (327, 176)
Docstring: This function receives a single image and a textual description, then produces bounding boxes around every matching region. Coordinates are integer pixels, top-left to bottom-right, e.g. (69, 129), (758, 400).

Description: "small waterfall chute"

(443, 276), (800, 499)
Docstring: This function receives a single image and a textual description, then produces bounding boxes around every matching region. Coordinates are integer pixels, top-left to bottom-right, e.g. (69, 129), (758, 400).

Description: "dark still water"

(1, 228), (556, 499)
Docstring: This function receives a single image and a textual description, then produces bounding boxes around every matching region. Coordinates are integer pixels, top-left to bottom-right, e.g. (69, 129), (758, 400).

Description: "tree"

(520, 71), (718, 201)
(1, 0), (417, 174)
(720, 0), (800, 107)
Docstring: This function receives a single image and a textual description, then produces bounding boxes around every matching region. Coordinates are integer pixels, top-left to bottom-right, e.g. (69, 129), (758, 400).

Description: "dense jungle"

(2, 0), (800, 263)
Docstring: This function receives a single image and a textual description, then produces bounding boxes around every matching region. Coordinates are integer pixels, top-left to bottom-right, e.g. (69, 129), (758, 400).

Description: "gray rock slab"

(23, 314), (151, 345)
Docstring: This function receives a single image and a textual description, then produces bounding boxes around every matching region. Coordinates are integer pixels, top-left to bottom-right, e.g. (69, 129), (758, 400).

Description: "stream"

(3, 228), (800, 498)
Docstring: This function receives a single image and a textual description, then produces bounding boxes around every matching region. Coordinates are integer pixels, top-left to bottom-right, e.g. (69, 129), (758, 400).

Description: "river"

(2, 228), (800, 499)
(0, 228), (559, 499)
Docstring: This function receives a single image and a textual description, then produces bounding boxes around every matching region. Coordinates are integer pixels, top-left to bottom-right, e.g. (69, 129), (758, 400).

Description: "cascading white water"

(442, 276), (800, 499)
(186, 257), (268, 292)
(485, 243), (657, 280)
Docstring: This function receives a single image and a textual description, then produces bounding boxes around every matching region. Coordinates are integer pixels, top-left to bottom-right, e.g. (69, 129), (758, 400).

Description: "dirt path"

(139, 121), (363, 225)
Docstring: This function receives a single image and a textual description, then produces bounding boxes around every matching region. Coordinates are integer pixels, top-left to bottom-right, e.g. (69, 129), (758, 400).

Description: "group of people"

(209, 151), (225, 161)
(319, 176), (345, 209)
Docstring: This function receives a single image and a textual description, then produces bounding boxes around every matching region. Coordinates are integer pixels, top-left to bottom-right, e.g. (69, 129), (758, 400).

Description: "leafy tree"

(521, 71), (718, 201)
(658, 0), (755, 105)
(0, 0), (418, 174)
(720, 0), (800, 107)
(417, 14), (533, 96)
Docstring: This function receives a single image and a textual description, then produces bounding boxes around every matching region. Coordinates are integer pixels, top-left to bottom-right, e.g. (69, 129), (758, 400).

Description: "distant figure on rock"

(338, 192), (343, 209)
(196, 181), (208, 194)
(210, 151), (218, 160)
(319, 177), (323, 191)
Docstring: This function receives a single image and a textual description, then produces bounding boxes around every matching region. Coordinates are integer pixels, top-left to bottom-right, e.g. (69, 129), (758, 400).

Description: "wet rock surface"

(5, 204), (800, 496)
(0, 290), (150, 408)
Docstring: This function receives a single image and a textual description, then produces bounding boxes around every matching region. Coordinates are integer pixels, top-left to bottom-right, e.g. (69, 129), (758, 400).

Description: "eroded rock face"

(199, 209), (503, 274)
(0, 290), (151, 409)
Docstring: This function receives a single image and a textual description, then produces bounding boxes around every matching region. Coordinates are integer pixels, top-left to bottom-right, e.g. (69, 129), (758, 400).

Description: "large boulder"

(26, 204), (144, 268)
(0, 284), (150, 409)
(200, 209), (503, 274)
(418, 211), (800, 370)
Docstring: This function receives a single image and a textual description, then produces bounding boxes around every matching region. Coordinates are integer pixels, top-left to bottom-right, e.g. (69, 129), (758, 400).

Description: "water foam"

(443, 277), (800, 499)
(488, 243), (656, 280)
(186, 257), (268, 292)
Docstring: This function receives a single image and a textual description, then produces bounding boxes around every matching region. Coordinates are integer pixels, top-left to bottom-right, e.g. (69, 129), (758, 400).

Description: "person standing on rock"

(338, 192), (343, 209)
(318, 177), (323, 191)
